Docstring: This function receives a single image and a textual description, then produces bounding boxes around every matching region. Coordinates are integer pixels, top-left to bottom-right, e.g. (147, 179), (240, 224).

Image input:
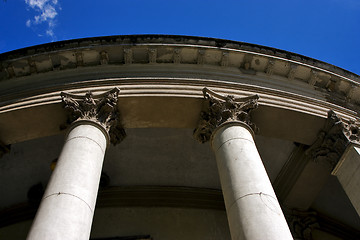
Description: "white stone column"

(194, 88), (293, 240)
(27, 88), (125, 240)
(212, 122), (293, 240)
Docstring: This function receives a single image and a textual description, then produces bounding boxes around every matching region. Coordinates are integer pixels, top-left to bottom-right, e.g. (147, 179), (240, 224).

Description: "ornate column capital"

(306, 110), (360, 170)
(286, 210), (319, 240)
(193, 88), (259, 143)
(61, 88), (126, 145)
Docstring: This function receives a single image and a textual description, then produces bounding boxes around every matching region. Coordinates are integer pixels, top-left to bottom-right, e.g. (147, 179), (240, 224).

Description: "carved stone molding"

(193, 88), (259, 143)
(124, 48), (133, 64)
(306, 110), (360, 170)
(99, 51), (109, 65)
(27, 59), (37, 74)
(61, 88), (126, 145)
(288, 64), (298, 80)
(148, 48), (157, 64)
(75, 52), (83, 67)
(173, 48), (181, 64)
(266, 59), (275, 76)
(308, 70), (319, 86)
(220, 51), (229, 67)
(197, 49), (205, 65)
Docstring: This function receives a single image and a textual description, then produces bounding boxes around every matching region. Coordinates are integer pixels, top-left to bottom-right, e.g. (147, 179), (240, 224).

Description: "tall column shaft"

(194, 88), (293, 240)
(27, 122), (107, 240)
(211, 122), (293, 240)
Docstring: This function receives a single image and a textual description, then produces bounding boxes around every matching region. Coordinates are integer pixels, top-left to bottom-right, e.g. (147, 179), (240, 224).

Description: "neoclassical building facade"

(0, 35), (359, 240)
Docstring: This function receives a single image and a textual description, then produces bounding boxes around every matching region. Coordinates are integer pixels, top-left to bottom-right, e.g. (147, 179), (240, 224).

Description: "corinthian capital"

(286, 210), (319, 240)
(306, 110), (360, 170)
(193, 88), (259, 143)
(61, 88), (126, 145)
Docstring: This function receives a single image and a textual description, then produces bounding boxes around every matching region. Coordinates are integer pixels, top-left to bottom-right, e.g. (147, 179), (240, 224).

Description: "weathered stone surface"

(193, 88), (259, 143)
(306, 110), (360, 171)
(212, 124), (293, 240)
(61, 88), (126, 145)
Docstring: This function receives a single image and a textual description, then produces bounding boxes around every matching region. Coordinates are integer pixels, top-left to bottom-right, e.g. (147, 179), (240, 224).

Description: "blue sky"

(1, 0), (359, 75)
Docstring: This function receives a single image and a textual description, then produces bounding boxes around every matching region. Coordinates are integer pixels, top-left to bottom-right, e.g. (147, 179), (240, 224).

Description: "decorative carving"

(220, 52), (229, 67)
(308, 69), (319, 86)
(306, 110), (360, 170)
(346, 85), (357, 102)
(288, 64), (297, 80)
(61, 88), (126, 145)
(266, 59), (275, 76)
(242, 54), (252, 70)
(343, 118), (360, 142)
(75, 52), (83, 67)
(173, 48), (181, 64)
(240, 54), (256, 74)
(325, 75), (336, 92)
(99, 51), (109, 65)
(197, 49), (205, 65)
(148, 48), (157, 64)
(5, 64), (15, 78)
(28, 59), (37, 74)
(50, 54), (61, 70)
(286, 210), (319, 240)
(124, 48), (133, 64)
(193, 88), (259, 143)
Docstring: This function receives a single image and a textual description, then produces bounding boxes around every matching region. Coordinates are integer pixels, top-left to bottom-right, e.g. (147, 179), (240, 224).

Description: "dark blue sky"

(1, 0), (359, 74)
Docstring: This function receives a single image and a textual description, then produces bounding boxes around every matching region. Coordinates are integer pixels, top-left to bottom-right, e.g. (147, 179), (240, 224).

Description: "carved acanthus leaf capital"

(286, 210), (319, 240)
(306, 110), (360, 170)
(61, 88), (126, 145)
(193, 88), (259, 143)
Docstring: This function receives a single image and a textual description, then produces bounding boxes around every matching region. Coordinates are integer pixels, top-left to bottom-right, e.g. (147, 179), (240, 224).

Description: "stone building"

(0, 35), (359, 240)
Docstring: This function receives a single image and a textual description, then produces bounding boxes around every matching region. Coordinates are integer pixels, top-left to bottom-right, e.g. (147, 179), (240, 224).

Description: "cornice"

(0, 35), (359, 108)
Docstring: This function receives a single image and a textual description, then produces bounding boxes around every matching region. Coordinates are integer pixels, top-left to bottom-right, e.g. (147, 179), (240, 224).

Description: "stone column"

(194, 88), (293, 240)
(27, 88), (126, 240)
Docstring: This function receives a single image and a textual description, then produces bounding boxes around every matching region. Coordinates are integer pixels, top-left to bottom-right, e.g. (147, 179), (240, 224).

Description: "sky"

(0, 0), (359, 75)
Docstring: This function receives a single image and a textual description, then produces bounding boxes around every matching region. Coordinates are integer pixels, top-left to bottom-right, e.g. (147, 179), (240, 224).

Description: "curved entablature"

(0, 35), (359, 105)
(0, 35), (359, 146)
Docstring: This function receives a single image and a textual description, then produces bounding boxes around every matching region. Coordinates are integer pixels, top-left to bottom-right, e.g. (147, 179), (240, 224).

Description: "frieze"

(308, 69), (319, 86)
(27, 59), (37, 74)
(173, 48), (181, 64)
(197, 49), (205, 65)
(61, 88), (126, 145)
(148, 48), (157, 64)
(99, 51), (109, 65)
(124, 48), (133, 64)
(266, 59), (275, 76)
(193, 88), (259, 143)
(220, 51), (229, 67)
(288, 64), (297, 80)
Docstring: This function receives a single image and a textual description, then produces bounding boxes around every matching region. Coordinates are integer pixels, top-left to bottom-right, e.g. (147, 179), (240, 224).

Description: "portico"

(0, 35), (359, 240)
